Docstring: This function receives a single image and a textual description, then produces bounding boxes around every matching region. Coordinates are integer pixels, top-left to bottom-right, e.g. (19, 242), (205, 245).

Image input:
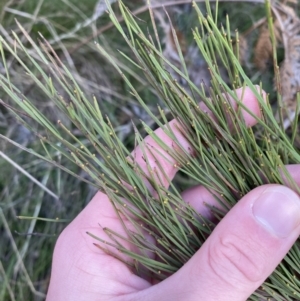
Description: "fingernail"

(252, 186), (300, 238)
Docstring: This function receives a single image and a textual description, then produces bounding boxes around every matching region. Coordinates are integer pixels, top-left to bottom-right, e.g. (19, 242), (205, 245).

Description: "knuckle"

(207, 233), (266, 284)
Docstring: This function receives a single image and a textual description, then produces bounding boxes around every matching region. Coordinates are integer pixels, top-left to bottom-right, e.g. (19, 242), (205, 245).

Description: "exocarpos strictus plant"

(1, 0), (300, 300)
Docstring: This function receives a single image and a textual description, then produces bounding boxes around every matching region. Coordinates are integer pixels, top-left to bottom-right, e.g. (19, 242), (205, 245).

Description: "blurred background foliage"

(0, 0), (299, 300)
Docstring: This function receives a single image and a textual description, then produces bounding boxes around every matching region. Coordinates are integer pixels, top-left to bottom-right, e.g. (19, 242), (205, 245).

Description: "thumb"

(141, 184), (300, 301)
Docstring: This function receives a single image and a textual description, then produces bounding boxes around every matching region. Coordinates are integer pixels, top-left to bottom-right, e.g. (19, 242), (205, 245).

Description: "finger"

(284, 164), (300, 187)
(180, 165), (300, 220)
(131, 86), (265, 194)
(181, 185), (223, 220)
(138, 184), (300, 301)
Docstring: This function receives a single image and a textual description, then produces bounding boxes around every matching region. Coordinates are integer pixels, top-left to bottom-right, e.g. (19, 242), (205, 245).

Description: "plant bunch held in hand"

(1, 0), (300, 300)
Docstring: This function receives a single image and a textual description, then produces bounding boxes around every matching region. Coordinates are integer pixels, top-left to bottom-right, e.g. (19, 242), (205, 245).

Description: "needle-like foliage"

(1, 0), (300, 300)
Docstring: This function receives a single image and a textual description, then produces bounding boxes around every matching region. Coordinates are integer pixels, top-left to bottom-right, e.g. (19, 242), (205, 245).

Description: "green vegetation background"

(0, 0), (290, 300)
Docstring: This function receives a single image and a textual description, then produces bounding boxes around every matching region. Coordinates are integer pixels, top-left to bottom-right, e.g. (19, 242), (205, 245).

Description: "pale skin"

(46, 87), (300, 301)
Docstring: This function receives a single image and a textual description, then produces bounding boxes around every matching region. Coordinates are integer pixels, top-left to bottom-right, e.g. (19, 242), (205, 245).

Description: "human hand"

(46, 87), (300, 301)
